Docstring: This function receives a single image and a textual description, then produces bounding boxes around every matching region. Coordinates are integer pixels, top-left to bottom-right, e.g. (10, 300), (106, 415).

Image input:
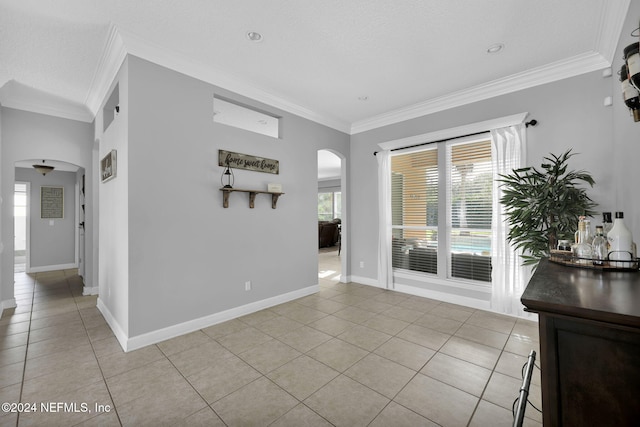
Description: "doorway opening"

(14, 182), (29, 273)
(317, 149), (345, 284)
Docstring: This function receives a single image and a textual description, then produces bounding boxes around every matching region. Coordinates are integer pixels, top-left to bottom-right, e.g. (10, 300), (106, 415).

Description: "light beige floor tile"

(362, 314), (410, 336)
(371, 291), (410, 305)
(267, 355), (339, 400)
(466, 310), (517, 334)
(0, 361), (24, 389)
(156, 330), (212, 356)
(24, 343), (95, 380)
(381, 305), (424, 323)
(168, 340), (232, 378)
(395, 373), (478, 427)
(295, 295), (347, 314)
(469, 399), (517, 427)
(216, 326), (273, 354)
(374, 337), (436, 371)
(85, 323), (116, 343)
(237, 309), (280, 326)
(0, 321), (30, 336)
(91, 336), (124, 359)
(430, 304), (474, 322)
(307, 315), (356, 336)
(354, 299), (395, 314)
(213, 377), (298, 427)
(421, 352), (492, 397)
(345, 353), (416, 399)
(21, 358), (104, 403)
(105, 358), (177, 406)
(329, 293), (369, 306)
(27, 320), (86, 344)
(270, 403), (333, 427)
(369, 401), (439, 427)
(332, 306), (376, 324)
(454, 323), (509, 349)
(173, 407), (226, 427)
(337, 325), (392, 352)
(18, 378), (114, 427)
(71, 410), (121, 427)
(397, 297), (440, 313)
(397, 324), (451, 351)
(414, 313), (463, 335)
(201, 319), (249, 339)
(239, 339), (301, 374)
(116, 371), (208, 427)
(276, 325), (332, 353)
(0, 312), (31, 326)
(512, 318), (540, 339)
(29, 311), (81, 331)
(504, 334), (540, 357)
(26, 333), (90, 360)
(305, 375), (389, 427)
(186, 353), (261, 404)
(255, 316), (304, 338)
(0, 331), (28, 350)
(439, 336), (501, 370)
(307, 338), (368, 372)
(97, 344), (166, 378)
(0, 345), (26, 367)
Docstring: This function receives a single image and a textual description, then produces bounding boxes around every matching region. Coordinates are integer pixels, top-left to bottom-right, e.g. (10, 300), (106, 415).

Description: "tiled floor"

(0, 253), (542, 426)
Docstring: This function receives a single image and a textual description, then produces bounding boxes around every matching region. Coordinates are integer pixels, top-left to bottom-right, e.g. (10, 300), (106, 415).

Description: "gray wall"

(350, 69), (615, 289)
(613, 2), (640, 235)
(15, 167), (77, 269)
(1, 107), (94, 307)
(105, 56), (350, 338)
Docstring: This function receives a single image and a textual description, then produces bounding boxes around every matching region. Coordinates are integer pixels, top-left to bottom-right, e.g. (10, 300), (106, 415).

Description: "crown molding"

(595, 0), (631, 64)
(351, 51), (610, 135)
(109, 28), (351, 134)
(0, 80), (93, 122)
(84, 24), (127, 117)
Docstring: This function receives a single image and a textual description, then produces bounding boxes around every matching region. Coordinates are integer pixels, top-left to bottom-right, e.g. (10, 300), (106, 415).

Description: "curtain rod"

(373, 119), (537, 156)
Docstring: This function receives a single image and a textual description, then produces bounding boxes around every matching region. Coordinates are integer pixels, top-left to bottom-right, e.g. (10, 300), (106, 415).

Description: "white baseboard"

(104, 284), (320, 352)
(349, 275), (384, 288)
(83, 286), (99, 296)
(97, 297), (130, 351)
(28, 263), (78, 273)
(1, 298), (17, 317)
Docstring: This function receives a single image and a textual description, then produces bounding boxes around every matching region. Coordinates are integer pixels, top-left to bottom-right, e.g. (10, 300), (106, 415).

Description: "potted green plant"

(499, 149), (597, 267)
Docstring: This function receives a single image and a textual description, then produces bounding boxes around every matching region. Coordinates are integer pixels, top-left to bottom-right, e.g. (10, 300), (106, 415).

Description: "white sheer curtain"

(377, 150), (393, 289)
(490, 125), (531, 316)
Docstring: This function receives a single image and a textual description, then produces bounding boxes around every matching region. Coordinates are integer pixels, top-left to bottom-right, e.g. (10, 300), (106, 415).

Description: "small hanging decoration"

(221, 161), (234, 188)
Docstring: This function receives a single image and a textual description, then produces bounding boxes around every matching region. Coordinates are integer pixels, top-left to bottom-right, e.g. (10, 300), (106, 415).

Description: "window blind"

(389, 139), (492, 283)
(391, 148), (438, 274)
(447, 140), (492, 282)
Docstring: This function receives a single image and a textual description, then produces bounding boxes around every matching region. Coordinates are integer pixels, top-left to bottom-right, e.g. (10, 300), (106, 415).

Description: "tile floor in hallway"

(0, 255), (542, 426)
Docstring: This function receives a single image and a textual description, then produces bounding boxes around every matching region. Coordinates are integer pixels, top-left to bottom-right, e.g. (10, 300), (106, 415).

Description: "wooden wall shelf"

(220, 188), (284, 209)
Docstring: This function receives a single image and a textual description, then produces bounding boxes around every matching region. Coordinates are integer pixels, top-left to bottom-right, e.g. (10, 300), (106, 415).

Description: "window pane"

(333, 192), (342, 219)
(318, 193), (333, 221)
(391, 148), (438, 227)
(449, 140), (492, 282)
(392, 228), (438, 273)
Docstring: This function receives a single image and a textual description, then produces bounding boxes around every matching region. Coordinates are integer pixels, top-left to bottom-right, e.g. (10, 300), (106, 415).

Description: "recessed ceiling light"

(246, 31), (263, 42)
(487, 43), (505, 54)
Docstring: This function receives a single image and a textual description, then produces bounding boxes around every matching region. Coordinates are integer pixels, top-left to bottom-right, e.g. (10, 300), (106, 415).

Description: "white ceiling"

(0, 0), (631, 135)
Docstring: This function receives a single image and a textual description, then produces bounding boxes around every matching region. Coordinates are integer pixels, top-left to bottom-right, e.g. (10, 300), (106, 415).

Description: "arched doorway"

(317, 149), (347, 284)
(13, 159), (84, 275)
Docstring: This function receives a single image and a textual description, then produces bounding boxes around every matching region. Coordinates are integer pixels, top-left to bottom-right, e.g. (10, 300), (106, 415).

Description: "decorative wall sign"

(101, 150), (117, 182)
(41, 186), (64, 219)
(218, 150), (279, 174)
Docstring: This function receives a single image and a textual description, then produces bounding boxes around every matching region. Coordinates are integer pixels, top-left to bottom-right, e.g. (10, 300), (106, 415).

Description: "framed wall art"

(101, 149), (117, 182)
(41, 186), (64, 219)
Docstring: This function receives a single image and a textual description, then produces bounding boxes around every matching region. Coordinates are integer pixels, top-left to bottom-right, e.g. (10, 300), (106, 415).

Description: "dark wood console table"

(521, 258), (640, 426)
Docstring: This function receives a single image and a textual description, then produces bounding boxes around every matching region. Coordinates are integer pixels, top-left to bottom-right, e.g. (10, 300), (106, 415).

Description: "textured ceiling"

(0, 0), (631, 134)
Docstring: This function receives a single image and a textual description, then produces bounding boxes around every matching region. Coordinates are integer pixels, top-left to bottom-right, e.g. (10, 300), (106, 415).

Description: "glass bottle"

(602, 212), (613, 237)
(592, 226), (607, 266)
(607, 211), (633, 267)
(573, 219), (593, 263)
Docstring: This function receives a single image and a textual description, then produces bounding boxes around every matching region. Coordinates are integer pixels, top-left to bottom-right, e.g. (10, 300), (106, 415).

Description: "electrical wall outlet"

(245, 281), (251, 291)
(360, 261), (364, 268)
